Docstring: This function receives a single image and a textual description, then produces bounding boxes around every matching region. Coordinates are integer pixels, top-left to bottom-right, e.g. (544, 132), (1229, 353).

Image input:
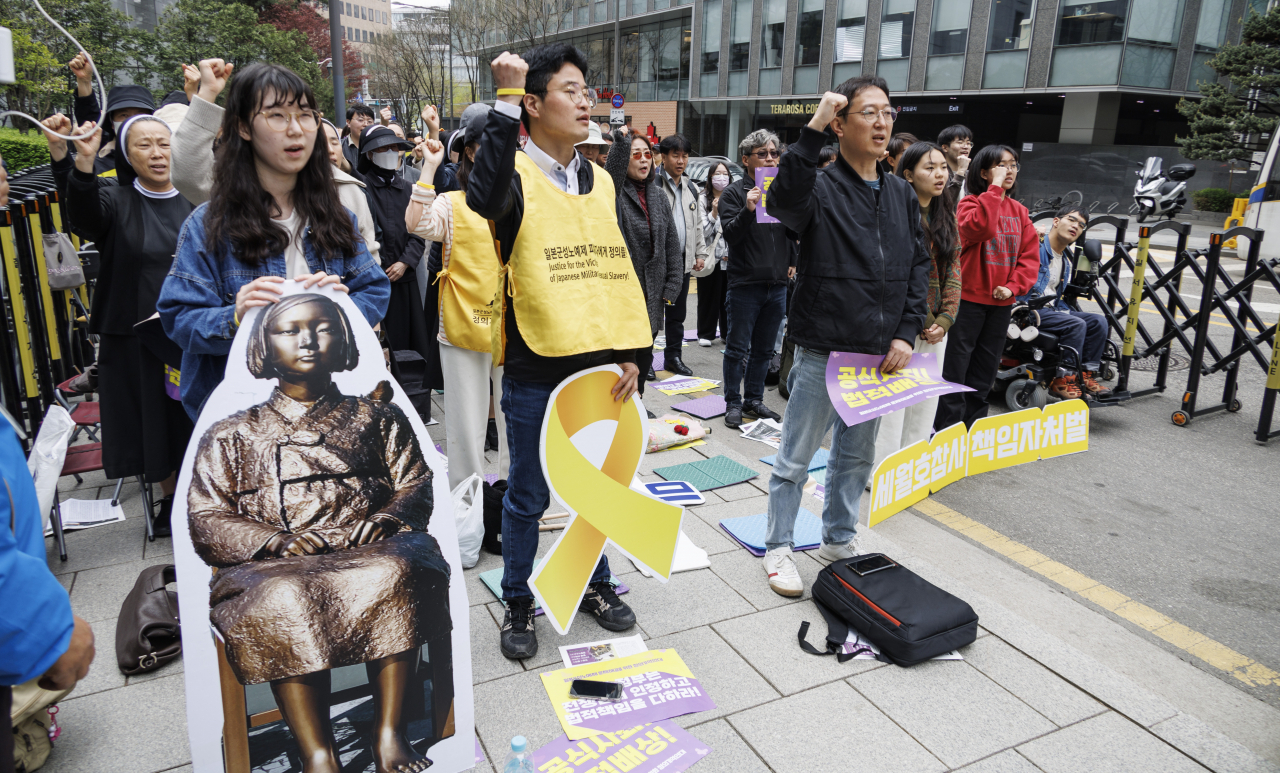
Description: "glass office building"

(466, 0), (1255, 157)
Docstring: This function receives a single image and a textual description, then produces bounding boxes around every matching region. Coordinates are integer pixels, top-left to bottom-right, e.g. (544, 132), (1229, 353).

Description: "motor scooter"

(1132, 157), (1196, 222)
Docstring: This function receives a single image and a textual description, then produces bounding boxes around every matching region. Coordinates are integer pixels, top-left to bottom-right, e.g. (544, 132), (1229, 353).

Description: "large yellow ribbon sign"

(531, 366), (685, 634)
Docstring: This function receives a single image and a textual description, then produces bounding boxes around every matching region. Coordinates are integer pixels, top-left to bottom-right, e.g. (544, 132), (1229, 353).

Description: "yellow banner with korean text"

(869, 400), (1089, 526)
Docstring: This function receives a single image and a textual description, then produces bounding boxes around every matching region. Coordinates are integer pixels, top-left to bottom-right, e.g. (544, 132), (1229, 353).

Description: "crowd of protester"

(2, 39), (1120, 736)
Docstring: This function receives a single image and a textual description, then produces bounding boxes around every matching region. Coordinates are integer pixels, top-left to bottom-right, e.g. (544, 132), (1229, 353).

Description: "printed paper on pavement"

(541, 650), (716, 740)
(826, 351), (975, 427)
(533, 721), (712, 773)
(559, 635), (648, 668)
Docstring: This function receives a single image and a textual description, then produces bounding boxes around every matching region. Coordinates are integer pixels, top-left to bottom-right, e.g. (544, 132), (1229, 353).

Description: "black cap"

(104, 84), (155, 121)
(360, 125), (414, 155)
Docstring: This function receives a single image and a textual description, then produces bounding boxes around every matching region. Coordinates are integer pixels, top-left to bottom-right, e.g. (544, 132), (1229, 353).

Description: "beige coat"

(170, 95), (380, 263)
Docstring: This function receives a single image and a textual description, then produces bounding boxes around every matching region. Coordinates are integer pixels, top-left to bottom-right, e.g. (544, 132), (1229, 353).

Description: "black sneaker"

(580, 582), (636, 632)
(725, 405), (743, 428)
(484, 418), (499, 452)
(744, 401), (782, 422)
(500, 597), (538, 659)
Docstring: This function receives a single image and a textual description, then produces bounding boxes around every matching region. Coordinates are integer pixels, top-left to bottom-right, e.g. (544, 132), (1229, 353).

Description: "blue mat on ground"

(759, 448), (829, 472)
(719, 510), (822, 557)
(479, 563), (627, 616)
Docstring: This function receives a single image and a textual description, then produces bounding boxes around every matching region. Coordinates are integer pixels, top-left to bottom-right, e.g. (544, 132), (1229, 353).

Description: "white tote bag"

(451, 473), (484, 568)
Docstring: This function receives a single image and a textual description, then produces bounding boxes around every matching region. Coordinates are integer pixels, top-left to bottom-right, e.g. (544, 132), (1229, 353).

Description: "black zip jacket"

(718, 175), (795, 286)
(768, 126), (931, 355)
(465, 107), (635, 384)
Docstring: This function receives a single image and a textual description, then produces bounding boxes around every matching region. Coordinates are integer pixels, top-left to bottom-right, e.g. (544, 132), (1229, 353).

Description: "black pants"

(1, 685), (13, 773)
(935, 300), (1013, 430)
(635, 335), (656, 397)
(696, 264), (729, 341)
(664, 272), (691, 360)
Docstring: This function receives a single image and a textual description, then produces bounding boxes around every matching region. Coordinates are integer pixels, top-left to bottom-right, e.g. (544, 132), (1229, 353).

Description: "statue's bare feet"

(299, 750), (343, 773)
(373, 730), (432, 773)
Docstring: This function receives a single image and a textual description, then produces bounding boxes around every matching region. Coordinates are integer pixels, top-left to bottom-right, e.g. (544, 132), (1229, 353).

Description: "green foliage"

(0, 127), (52, 170)
(1178, 6), (1280, 163)
(0, 23), (63, 130)
(1191, 188), (1237, 213)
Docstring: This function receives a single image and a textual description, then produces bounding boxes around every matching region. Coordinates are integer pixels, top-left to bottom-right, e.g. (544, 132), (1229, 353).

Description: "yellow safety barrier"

(1223, 198), (1247, 249)
(0, 211), (40, 399)
(27, 201), (63, 363)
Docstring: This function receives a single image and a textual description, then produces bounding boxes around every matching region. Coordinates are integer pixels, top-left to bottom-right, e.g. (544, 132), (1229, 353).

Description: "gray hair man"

(716, 128), (794, 429)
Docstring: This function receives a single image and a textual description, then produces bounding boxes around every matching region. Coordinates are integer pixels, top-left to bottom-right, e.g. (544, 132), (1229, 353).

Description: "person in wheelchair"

(1018, 205), (1113, 400)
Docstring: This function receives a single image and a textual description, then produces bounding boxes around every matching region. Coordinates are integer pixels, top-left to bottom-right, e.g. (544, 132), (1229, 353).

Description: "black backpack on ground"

(389, 350), (433, 420)
(481, 479), (507, 555)
(799, 554), (978, 666)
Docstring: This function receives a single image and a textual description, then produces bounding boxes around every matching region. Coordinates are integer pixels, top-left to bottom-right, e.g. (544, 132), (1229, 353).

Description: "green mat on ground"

(652, 454), (759, 491)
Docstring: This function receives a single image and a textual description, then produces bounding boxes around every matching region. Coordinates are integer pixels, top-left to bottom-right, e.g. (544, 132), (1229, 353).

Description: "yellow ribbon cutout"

(529, 366), (684, 634)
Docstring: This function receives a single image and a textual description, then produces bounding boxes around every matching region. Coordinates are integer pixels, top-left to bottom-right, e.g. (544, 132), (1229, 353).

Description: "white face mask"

(113, 120), (124, 139)
(711, 174), (730, 191)
(371, 149), (401, 170)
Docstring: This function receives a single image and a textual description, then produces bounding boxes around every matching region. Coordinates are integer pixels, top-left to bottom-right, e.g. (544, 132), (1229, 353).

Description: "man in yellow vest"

(468, 44), (654, 659)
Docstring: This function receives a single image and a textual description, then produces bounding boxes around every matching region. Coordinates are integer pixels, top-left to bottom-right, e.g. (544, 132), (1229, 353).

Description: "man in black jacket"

(468, 44), (651, 660)
(719, 129), (792, 428)
(760, 76), (931, 598)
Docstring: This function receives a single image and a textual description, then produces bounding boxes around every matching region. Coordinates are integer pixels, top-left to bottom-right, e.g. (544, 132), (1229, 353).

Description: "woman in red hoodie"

(934, 145), (1040, 429)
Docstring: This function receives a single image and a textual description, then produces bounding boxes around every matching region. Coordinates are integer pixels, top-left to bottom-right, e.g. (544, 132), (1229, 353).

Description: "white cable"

(0, 0), (107, 141)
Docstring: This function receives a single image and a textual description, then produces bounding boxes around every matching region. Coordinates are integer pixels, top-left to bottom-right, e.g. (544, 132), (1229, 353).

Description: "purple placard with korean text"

(755, 167), (780, 224)
(826, 351), (975, 427)
(561, 671), (715, 735)
(534, 722), (712, 773)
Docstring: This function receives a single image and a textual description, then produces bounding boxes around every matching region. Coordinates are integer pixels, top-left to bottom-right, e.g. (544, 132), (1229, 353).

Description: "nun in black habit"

(355, 126), (434, 404)
(57, 114), (195, 533)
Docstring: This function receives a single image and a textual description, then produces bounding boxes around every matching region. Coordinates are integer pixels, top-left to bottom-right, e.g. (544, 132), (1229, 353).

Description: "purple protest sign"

(534, 721), (712, 773)
(561, 671), (715, 735)
(826, 351), (975, 427)
(754, 167), (780, 224)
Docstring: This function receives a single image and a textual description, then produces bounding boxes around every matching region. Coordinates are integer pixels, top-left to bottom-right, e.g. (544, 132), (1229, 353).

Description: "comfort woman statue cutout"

(171, 285), (475, 773)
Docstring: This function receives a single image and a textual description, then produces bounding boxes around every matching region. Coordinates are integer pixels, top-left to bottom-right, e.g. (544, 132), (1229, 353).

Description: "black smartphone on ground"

(569, 679), (625, 702)
(850, 554), (897, 576)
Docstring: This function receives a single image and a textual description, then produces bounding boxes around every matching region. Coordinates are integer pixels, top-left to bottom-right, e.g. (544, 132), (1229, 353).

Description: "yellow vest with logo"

(438, 190), (501, 353)
(492, 152), (651, 363)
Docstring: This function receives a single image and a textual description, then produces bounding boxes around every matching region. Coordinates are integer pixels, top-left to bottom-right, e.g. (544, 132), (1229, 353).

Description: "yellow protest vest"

(493, 152), (651, 362)
(438, 190), (501, 353)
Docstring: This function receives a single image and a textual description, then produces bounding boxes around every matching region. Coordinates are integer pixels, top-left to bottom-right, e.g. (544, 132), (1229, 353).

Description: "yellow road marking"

(912, 497), (1280, 688)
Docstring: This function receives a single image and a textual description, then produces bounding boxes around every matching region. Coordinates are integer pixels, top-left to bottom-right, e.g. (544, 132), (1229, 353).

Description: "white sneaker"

(697, 338), (712, 347)
(763, 546), (804, 597)
(816, 536), (863, 565)
(654, 335), (667, 348)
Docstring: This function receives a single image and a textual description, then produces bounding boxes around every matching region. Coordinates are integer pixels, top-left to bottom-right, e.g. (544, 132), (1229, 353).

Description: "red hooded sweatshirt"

(956, 184), (1040, 305)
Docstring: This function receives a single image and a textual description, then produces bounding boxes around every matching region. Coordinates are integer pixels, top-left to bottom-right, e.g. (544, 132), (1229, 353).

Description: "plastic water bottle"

(503, 735), (534, 773)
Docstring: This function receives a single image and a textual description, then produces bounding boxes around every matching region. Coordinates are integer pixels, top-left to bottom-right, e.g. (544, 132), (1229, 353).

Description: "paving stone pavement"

(36, 375), (1279, 773)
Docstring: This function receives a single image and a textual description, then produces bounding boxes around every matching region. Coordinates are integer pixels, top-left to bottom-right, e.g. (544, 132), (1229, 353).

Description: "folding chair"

(49, 442), (155, 561)
(53, 376), (100, 443)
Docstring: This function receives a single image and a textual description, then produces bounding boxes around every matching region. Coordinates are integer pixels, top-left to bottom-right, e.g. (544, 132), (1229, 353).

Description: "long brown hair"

(896, 141), (958, 280)
(206, 63), (359, 266)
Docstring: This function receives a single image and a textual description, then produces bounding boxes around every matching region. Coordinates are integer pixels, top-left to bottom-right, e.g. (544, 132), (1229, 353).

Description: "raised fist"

(490, 51), (528, 96)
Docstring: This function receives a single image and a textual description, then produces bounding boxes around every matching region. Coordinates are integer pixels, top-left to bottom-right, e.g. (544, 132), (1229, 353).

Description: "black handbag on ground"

(115, 564), (181, 675)
(481, 479), (507, 555)
(799, 554), (978, 667)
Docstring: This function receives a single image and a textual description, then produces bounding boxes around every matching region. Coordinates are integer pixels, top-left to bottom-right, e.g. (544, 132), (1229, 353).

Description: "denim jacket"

(158, 203), (390, 421)
(1017, 239), (1072, 310)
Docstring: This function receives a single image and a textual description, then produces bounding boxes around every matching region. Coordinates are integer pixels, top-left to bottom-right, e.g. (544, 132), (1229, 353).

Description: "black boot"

(484, 418), (499, 451)
(646, 367), (657, 381)
(667, 355), (693, 377)
(152, 495), (173, 538)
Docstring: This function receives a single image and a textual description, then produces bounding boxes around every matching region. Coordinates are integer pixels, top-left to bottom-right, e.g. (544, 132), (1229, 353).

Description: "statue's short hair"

(246, 293), (359, 379)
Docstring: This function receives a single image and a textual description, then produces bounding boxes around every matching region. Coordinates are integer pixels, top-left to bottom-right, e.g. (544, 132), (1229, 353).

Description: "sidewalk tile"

(45, 515), (145, 576)
(714, 603), (885, 696)
(684, 497), (777, 533)
(470, 605), (524, 684)
(503, 603), (651, 672)
(68, 555), (174, 623)
(641, 447), (706, 474)
(713, 483), (765, 502)
(708, 548), (824, 611)
(955, 750), (1045, 772)
(1150, 712), (1280, 773)
(729, 681), (946, 773)
(129, 655), (183, 685)
(69, 616), (127, 698)
(685, 719), (771, 772)
(472, 666), (566, 755)
(41, 673), (190, 773)
(464, 550), (506, 607)
(850, 660), (1056, 768)
(163, 766), (193, 773)
(677, 512), (740, 555)
(645, 625), (780, 725)
(963, 636), (1104, 727)
(1016, 712), (1208, 773)
(622, 567), (755, 638)
(144, 535), (175, 560)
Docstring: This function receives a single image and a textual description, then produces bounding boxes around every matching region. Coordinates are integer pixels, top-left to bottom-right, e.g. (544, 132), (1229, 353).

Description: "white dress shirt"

(493, 99), (582, 195)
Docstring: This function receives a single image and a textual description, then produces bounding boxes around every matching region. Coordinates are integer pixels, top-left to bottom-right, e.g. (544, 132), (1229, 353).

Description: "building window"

(834, 0), (867, 86)
(701, 0), (721, 97)
(1188, 0), (1230, 90)
(878, 0), (916, 93)
(792, 0), (822, 93)
(1055, 0), (1126, 45)
(729, 0), (751, 96)
(925, 0), (970, 90)
(758, 0), (785, 95)
(345, 2), (351, 15)
(1119, 0), (1184, 88)
(982, 0), (1033, 88)
(1050, 0), (1185, 88)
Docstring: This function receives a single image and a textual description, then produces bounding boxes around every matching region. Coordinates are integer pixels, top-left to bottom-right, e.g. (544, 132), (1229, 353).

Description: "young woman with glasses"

(605, 128), (684, 393)
(158, 62), (390, 422)
(933, 143), (1040, 430)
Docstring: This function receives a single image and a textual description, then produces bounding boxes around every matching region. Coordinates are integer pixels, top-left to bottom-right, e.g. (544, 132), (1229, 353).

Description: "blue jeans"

(767, 347), (880, 551)
(723, 283), (786, 409)
(1037, 309), (1109, 370)
(500, 376), (611, 600)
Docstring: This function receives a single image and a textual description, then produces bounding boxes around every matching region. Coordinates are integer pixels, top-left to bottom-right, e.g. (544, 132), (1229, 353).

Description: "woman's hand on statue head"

(295, 271), (350, 294)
